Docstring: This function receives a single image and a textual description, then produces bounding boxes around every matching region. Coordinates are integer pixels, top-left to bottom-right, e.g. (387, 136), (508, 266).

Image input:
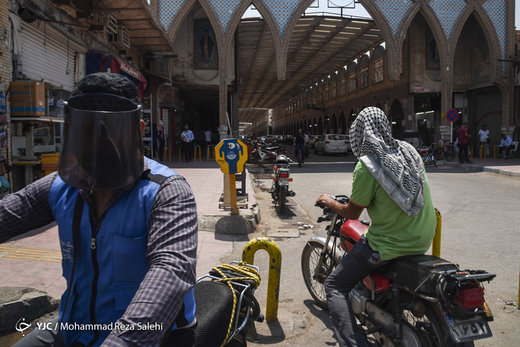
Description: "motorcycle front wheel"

(301, 241), (338, 310)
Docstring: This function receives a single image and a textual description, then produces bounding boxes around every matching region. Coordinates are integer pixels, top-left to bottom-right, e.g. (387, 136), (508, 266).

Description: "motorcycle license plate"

(444, 315), (491, 342)
(278, 177), (289, 185)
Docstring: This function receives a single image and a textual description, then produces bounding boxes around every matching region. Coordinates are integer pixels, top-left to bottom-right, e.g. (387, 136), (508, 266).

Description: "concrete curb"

(438, 160), (520, 177)
(0, 287), (59, 334)
(198, 202), (260, 234)
(198, 168), (261, 234)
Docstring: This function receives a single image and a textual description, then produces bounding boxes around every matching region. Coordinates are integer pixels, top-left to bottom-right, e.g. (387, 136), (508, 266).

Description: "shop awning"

(96, 0), (174, 52)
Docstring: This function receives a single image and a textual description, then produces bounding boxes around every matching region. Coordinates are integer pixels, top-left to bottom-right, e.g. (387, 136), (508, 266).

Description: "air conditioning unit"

(107, 24), (130, 49)
(119, 26), (130, 49)
(106, 14), (118, 35)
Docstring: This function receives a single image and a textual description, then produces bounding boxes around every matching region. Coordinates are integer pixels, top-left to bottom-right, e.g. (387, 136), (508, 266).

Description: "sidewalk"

(0, 159), (258, 303)
(439, 156), (520, 177)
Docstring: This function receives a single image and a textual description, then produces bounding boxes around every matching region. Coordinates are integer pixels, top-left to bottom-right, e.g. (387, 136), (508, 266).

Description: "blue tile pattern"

(429, 0), (467, 41)
(263, 0), (301, 37)
(373, 0), (413, 37)
(208, 0), (242, 33)
(482, 0), (507, 74)
(158, 0), (184, 29)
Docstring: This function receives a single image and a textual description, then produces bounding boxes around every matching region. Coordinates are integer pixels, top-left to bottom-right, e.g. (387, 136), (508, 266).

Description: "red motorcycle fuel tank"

(339, 220), (369, 251)
(340, 220), (391, 294)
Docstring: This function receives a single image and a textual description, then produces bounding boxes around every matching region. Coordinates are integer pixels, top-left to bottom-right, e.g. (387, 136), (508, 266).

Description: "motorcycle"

(163, 261), (263, 347)
(270, 154), (295, 213)
(435, 141), (456, 162)
(418, 145), (437, 167)
(301, 195), (495, 346)
(248, 142), (278, 164)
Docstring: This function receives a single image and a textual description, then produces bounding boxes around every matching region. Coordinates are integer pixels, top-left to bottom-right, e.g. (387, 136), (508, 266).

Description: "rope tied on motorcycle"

(210, 262), (261, 346)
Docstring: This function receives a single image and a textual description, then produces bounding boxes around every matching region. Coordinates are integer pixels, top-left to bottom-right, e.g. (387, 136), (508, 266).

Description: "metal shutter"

(19, 21), (85, 92)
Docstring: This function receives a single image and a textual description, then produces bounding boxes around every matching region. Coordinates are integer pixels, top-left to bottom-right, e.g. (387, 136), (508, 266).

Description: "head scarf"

(349, 107), (425, 216)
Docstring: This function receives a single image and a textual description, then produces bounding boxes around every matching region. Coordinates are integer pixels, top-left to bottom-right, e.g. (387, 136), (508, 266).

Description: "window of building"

(374, 59), (384, 83)
(360, 67), (369, 88)
(348, 75), (356, 92)
(339, 78), (346, 96)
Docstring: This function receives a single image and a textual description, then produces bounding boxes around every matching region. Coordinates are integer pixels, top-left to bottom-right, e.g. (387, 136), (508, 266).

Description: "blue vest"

(49, 158), (196, 346)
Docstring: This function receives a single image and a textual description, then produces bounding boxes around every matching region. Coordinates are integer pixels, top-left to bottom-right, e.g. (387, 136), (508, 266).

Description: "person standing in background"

(181, 124), (195, 162)
(478, 124), (490, 157)
(456, 122), (472, 164)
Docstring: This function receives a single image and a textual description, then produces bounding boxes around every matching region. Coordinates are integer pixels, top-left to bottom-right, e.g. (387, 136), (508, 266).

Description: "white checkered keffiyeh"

(349, 107), (425, 216)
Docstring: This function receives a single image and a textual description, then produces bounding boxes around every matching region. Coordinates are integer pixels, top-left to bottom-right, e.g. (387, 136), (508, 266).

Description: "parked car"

(308, 135), (317, 148)
(314, 134), (350, 155)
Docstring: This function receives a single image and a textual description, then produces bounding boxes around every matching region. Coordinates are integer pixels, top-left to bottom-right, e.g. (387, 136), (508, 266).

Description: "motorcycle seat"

(193, 281), (235, 347)
(388, 254), (459, 296)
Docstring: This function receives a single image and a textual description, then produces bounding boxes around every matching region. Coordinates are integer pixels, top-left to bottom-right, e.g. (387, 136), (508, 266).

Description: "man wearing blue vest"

(0, 73), (198, 346)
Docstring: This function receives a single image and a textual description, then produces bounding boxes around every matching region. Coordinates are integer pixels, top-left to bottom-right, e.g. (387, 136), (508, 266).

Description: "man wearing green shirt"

(316, 107), (436, 347)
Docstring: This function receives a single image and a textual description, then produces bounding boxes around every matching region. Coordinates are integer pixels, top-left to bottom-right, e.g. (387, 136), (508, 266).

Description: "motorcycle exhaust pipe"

(350, 289), (422, 346)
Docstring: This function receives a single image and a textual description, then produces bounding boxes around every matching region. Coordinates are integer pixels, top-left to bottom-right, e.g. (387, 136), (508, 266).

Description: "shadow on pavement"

(251, 319), (286, 344)
(6, 222), (57, 242)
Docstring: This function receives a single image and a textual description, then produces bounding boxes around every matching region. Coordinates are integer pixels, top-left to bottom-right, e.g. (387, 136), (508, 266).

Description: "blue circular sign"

(446, 109), (459, 122)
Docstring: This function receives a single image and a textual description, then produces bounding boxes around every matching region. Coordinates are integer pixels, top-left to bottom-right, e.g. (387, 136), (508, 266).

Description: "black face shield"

(58, 93), (144, 191)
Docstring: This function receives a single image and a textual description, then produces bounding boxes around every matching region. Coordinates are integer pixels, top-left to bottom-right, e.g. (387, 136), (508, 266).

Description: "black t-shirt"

(295, 133), (305, 145)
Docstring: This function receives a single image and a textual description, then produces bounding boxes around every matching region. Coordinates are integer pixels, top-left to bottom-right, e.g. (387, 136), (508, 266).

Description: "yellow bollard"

(194, 145), (202, 161)
(229, 174), (239, 215)
(242, 237), (282, 322)
(432, 208), (442, 257)
(480, 144), (486, 159)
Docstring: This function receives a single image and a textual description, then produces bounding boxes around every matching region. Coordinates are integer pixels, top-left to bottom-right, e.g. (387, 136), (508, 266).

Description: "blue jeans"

(295, 144), (305, 164)
(325, 237), (387, 347)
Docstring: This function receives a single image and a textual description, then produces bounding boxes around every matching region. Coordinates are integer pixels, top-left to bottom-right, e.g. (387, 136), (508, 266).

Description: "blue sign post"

(446, 109), (459, 143)
(215, 139), (248, 215)
(215, 139), (248, 174)
(446, 109), (459, 122)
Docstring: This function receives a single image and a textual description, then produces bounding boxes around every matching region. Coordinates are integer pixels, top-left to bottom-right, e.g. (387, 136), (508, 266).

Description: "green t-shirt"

(350, 161), (437, 261)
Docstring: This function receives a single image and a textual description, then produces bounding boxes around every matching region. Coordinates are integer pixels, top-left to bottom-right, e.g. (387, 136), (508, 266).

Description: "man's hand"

(316, 194), (335, 208)
(316, 194), (364, 220)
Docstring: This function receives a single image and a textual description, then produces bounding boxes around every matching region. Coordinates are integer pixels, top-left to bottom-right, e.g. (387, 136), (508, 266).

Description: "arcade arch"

(157, 0), (513, 141)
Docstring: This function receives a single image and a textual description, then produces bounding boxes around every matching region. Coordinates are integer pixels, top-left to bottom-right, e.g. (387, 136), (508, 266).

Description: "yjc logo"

(15, 318), (32, 336)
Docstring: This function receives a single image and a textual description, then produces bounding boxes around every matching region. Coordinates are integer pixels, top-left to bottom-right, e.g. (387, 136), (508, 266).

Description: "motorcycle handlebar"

(315, 195), (349, 222)
(317, 213), (332, 223)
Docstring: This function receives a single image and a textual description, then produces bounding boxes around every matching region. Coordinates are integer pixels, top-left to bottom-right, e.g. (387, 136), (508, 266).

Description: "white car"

(315, 134), (351, 155)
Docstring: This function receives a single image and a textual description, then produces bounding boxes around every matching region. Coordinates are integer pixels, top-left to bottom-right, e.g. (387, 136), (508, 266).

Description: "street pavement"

(0, 154), (519, 344)
(0, 159), (257, 298)
(0, 158), (257, 343)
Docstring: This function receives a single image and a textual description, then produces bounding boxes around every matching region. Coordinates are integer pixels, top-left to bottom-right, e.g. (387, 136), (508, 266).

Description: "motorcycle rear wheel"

(276, 187), (286, 213)
(400, 301), (475, 347)
(301, 241), (337, 310)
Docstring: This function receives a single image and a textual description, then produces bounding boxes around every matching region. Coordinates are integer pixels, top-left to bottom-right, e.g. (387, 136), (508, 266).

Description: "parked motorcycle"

(163, 261), (263, 347)
(435, 141), (456, 162)
(418, 145), (437, 167)
(248, 142), (278, 164)
(270, 154), (295, 213)
(301, 195), (495, 346)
